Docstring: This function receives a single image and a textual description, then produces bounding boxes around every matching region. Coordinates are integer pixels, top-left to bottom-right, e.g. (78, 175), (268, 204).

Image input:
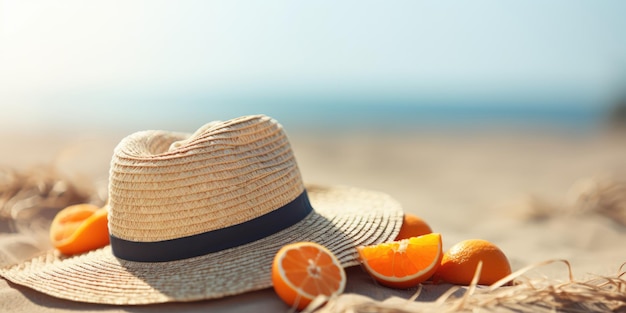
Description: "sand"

(1, 126), (625, 312)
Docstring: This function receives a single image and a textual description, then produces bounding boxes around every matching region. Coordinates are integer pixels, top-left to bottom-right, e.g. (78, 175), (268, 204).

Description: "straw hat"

(0, 115), (403, 304)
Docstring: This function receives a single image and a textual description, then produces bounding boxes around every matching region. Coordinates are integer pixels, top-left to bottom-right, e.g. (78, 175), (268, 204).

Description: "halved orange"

(272, 242), (346, 310)
(50, 204), (110, 256)
(357, 233), (443, 289)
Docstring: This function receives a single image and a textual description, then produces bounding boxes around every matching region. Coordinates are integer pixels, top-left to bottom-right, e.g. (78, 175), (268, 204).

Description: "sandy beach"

(294, 128), (626, 276)
(1, 125), (625, 312)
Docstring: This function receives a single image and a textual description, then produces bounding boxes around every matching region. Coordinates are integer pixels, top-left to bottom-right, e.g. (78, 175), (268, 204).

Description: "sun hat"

(0, 114), (403, 305)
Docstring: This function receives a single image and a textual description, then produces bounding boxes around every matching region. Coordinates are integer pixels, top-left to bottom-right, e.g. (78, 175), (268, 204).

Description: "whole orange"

(433, 239), (511, 286)
(395, 213), (432, 240)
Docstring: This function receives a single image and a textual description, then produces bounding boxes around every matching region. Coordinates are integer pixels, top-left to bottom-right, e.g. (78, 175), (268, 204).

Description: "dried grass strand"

(0, 165), (102, 233)
(313, 259), (626, 313)
(406, 284), (422, 302)
(451, 260), (482, 311)
(569, 176), (626, 226)
(489, 258), (574, 291)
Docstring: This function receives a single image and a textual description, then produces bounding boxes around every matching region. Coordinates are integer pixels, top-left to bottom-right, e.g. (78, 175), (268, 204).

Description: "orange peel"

(50, 204), (110, 255)
(433, 239), (512, 286)
(395, 213), (433, 240)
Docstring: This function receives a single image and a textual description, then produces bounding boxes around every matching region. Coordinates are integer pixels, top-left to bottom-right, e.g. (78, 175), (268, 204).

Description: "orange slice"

(395, 213), (433, 240)
(50, 204), (110, 256)
(272, 242), (346, 310)
(357, 233), (443, 289)
(433, 239), (512, 286)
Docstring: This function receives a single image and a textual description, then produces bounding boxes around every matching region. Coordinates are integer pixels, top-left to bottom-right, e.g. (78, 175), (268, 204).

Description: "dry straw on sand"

(0, 165), (104, 267)
(0, 165), (102, 233)
(515, 175), (626, 226)
(310, 260), (626, 313)
(569, 176), (626, 227)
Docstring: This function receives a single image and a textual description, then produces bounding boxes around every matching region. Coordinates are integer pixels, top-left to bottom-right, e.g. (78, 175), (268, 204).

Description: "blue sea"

(14, 92), (613, 135)
(118, 94), (610, 135)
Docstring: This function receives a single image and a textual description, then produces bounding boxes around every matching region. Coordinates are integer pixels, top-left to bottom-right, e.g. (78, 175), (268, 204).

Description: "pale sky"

(1, 0), (625, 131)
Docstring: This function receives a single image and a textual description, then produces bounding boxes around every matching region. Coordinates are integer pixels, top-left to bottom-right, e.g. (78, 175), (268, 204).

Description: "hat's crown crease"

(110, 132), (290, 181)
(115, 115), (275, 161)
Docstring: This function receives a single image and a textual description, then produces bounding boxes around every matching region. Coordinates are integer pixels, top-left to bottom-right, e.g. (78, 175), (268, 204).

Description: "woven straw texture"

(109, 115), (307, 241)
(0, 115), (403, 304)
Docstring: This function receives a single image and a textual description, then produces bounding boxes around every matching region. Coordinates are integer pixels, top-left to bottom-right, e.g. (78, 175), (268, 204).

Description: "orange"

(357, 233), (443, 289)
(272, 242), (346, 310)
(433, 239), (512, 286)
(395, 213), (433, 240)
(50, 204), (110, 256)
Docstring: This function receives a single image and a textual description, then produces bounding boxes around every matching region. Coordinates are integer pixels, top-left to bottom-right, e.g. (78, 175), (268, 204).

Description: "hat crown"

(108, 115), (304, 242)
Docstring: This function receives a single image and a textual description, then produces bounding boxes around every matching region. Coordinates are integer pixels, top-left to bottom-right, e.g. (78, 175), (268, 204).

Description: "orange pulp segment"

(357, 233), (443, 289)
(395, 213), (433, 240)
(272, 242), (346, 310)
(50, 204), (110, 255)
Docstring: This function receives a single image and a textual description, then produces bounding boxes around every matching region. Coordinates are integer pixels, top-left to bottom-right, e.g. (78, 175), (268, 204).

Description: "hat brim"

(1, 184), (402, 305)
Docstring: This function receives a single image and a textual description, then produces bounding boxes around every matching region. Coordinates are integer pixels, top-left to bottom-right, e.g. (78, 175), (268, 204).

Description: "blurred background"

(1, 0), (625, 135)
